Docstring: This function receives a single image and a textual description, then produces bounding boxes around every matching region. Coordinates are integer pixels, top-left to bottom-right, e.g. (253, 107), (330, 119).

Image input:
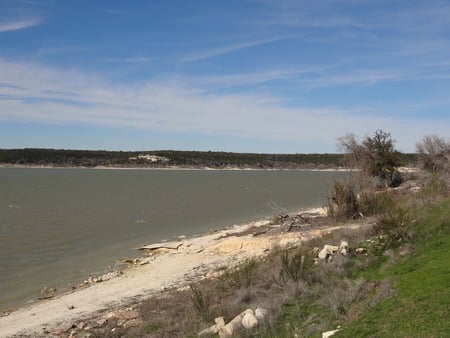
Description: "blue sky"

(1, 0), (449, 153)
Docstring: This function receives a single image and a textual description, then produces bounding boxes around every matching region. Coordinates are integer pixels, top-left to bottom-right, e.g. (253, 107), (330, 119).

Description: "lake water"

(0, 168), (346, 310)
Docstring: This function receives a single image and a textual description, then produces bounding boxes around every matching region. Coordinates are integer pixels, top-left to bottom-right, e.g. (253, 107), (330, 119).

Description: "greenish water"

(0, 168), (346, 310)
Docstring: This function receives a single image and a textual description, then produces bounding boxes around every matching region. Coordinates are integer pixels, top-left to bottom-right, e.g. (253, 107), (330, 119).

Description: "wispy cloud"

(36, 46), (95, 57)
(0, 18), (41, 32)
(123, 56), (153, 64)
(179, 37), (287, 62)
(1, 58), (449, 152)
(195, 67), (328, 88)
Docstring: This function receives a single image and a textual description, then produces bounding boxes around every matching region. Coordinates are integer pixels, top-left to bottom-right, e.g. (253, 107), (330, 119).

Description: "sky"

(1, 0), (450, 153)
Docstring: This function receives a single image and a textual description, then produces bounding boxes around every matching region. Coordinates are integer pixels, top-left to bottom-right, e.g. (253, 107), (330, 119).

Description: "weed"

(278, 251), (314, 284)
(316, 278), (365, 318)
(418, 173), (449, 201)
(218, 258), (258, 290)
(190, 284), (210, 321)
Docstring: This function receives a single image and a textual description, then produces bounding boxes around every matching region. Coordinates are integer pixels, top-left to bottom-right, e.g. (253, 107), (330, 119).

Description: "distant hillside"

(0, 148), (417, 169)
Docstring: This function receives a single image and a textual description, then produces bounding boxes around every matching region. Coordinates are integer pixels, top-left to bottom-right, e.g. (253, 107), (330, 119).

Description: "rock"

(198, 316), (226, 336)
(215, 316), (226, 329)
(219, 310), (249, 337)
(318, 245), (339, 260)
(123, 319), (141, 329)
(106, 312), (116, 319)
(339, 241), (349, 255)
(255, 307), (268, 321)
(355, 247), (366, 254)
(322, 329), (340, 338)
(198, 324), (218, 336)
(242, 312), (258, 329)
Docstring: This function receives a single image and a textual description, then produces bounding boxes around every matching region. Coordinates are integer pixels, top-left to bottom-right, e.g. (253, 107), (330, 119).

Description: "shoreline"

(0, 163), (352, 171)
(0, 205), (363, 337)
(1, 206), (326, 312)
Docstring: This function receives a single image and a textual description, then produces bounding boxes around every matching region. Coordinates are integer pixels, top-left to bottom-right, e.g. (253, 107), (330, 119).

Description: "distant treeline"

(0, 148), (418, 169)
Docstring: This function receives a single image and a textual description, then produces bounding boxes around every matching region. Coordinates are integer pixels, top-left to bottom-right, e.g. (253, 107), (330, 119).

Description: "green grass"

(264, 198), (450, 338)
(335, 199), (450, 337)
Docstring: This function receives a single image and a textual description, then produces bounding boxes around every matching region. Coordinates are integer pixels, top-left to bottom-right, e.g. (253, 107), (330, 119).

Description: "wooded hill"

(0, 148), (417, 169)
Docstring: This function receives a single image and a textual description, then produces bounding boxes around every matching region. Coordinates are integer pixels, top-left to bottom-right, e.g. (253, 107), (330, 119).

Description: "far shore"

(0, 163), (353, 171)
(0, 204), (369, 338)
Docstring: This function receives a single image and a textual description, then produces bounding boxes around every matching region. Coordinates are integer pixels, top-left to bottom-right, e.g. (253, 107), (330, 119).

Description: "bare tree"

(416, 135), (450, 174)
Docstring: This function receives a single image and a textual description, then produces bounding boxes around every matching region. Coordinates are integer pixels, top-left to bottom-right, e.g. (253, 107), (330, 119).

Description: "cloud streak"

(179, 37), (287, 62)
(0, 18), (41, 32)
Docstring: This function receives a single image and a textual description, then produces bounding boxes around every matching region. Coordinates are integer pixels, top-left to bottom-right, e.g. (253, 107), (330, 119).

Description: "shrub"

(416, 134), (450, 175)
(372, 204), (413, 249)
(357, 190), (393, 216)
(327, 179), (359, 221)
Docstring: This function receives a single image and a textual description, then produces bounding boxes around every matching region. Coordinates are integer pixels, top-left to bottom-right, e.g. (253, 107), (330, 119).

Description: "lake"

(0, 168), (346, 310)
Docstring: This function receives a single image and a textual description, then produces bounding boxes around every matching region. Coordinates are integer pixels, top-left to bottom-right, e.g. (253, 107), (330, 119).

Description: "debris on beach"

(138, 241), (184, 252)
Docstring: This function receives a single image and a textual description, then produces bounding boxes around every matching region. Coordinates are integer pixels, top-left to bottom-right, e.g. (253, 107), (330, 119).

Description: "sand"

(0, 208), (361, 337)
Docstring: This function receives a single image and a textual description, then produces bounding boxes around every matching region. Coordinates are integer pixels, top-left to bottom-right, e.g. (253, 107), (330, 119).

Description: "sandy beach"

(0, 206), (371, 337)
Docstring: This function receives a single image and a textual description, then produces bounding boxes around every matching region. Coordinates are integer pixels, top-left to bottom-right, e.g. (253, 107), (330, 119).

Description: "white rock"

(318, 245), (339, 259)
(215, 316), (226, 329)
(198, 325), (218, 336)
(242, 312), (258, 329)
(219, 309), (250, 337)
(339, 240), (349, 255)
(255, 307), (268, 321)
(322, 329), (340, 338)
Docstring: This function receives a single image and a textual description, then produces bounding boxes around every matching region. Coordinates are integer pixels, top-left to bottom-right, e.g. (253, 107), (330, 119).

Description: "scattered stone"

(255, 307), (268, 321)
(106, 312), (116, 319)
(322, 329), (340, 337)
(355, 247), (366, 254)
(242, 311), (258, 329)
(318, 244), (339, 260)
(339, 240), (349, 256)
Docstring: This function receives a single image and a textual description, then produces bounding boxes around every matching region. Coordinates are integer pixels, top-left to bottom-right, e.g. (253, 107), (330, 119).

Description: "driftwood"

(138, 241), (183, 251)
